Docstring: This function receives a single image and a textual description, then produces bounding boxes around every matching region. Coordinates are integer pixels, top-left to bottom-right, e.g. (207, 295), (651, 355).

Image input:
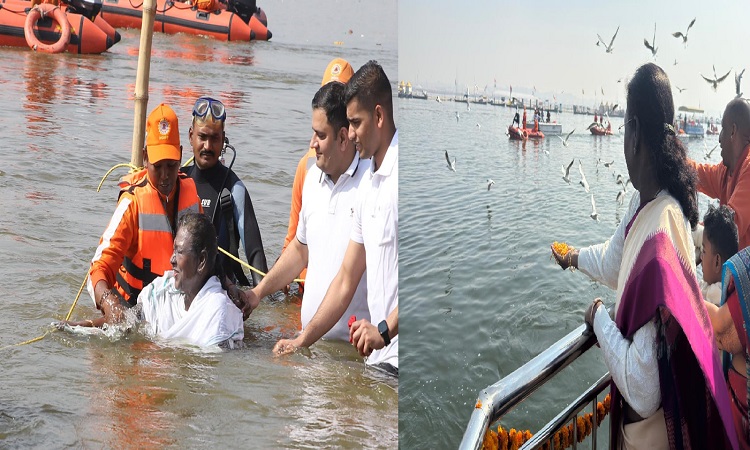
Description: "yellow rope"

(183, 156), (194, 167)
(0, 272), (89, 351)
(218, 246), (304, 283)
(96, 163), (141, 192)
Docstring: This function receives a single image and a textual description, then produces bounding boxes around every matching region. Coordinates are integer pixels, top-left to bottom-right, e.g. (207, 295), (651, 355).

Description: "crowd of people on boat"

(551, 63), (750, 448)
(63, 58), (399, 377)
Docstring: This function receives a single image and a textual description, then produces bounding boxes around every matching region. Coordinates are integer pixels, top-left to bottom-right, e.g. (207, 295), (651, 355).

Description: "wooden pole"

(129, 0), (157, 167)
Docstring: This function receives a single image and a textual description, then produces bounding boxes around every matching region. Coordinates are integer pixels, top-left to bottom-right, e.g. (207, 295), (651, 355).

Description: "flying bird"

(701, 65), (732, 91)
(675, 86), (687, 93)
(674, 59), (678, 66)
(616, 189), (626, 206)
(487, 179), (495, 191)
(561, 159), (574, 184)
(578, 159), (590, 193)
(456, 111), (460, 122)
(600, 159), (614, 168)
(445, 150), (456, 172)
(476, 123), (481, 130)
(590, 194), (599, 221)
(704, 141), (719, 159)
(596, 25), (620, 53)
(643, 23), (658, 58)
(672, 18), (695, 46)
(736, 69), (745, 98)
(557, 128), (576, 147)
(601, 87), (605, 96)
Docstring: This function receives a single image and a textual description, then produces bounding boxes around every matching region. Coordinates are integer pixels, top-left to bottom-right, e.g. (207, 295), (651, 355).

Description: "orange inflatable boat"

(0, 0), (120, 53)
(508, 125), (544, 140)
(99, 0), (270, 41)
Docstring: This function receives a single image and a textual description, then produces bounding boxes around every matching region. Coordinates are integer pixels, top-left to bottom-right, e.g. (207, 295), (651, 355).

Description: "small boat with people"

(98, 0), (270, 41)
(508, 125), (544, 140)
(589, 123), (613, 135)
(524, 121), (562, 136)
(0, 0), (121, 53)
(676, 106), (706, 138)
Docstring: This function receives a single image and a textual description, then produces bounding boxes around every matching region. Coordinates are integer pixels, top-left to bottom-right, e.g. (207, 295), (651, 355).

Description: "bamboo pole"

(129, 0), (158, 167)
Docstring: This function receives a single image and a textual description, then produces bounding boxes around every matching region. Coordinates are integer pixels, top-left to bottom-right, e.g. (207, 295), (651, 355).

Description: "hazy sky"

(398, 0), (749, 117)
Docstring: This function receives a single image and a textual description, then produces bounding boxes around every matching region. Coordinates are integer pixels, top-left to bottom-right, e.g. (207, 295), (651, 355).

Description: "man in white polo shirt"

(273, 60), (398, 376)
(243, 81), (370, 341)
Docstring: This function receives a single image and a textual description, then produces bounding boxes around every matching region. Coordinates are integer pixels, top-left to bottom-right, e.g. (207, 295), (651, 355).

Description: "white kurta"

(138, 271), (244, 348)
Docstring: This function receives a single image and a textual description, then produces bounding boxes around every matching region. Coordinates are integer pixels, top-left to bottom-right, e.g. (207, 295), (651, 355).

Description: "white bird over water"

(643, 23), (658, 59)
(590, 194), (599, 221)
(561, 159), (574, 184)
(557, 128), (576, 147)
(445, 150), (456, 172)
(487, 179), (495, 191)
(600, 159), (614, 168)
(456, 111), (460, 122)
(704, 141), (719, 159)
(596, 25), (620, 53)
(578, 159), (590, 193)
(616, 189), (626, 206)
(736, 69), (745, 98)
(476, 123), (481, 130)
(701, 65), (732, 92)
(671, 17), (695, 47)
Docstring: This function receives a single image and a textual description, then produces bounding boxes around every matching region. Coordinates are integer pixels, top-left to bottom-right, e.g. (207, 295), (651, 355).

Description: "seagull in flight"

(616, 174), (631, 191)
(578, 159), (590, 193)
(643, 23), (658, 58)
(736, 69), (745, 98)
(455, 111), (460, 122)
(599, 159), (614, 168)
(445, 150), (456, 172)
(487, 179), (495, 191)
(476, 123), (481, 131)
(616, 189), (626, 206)
(701, 65), (732, 92)
(675, 86), (687, 93)
(672, 18), (695, 47)
(596, 25), (619, 53)
(674, 59), (678, 66)
(557, 128), (575, 147)
(561, 159), (574, 184)
(590, 194), (599, 221)
(704, 141), (719, 159)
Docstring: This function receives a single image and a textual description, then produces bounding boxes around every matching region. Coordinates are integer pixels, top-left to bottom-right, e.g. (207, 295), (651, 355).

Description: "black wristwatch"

(378, 320), (391, 347)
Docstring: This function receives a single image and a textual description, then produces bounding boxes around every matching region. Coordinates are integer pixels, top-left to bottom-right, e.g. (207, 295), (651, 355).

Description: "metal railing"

(459, 323), (610, 450)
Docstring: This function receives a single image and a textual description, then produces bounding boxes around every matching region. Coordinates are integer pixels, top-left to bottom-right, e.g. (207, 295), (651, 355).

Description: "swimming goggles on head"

(192, 97), (226, 122)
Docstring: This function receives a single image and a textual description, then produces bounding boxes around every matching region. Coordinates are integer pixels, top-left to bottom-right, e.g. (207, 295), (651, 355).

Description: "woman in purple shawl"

(583, 63), (738, 449)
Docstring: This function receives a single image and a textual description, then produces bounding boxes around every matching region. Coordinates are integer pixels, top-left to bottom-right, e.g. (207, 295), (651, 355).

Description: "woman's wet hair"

(177, 211), (218, 275)
(344, 60), (393, 117)
(312, 81), (348, 132)
(703, 204), (739, 261)
(627, 63), (699, 227)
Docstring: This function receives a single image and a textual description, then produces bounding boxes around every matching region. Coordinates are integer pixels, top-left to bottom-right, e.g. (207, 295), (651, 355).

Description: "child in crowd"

(701, 204), (739, 305)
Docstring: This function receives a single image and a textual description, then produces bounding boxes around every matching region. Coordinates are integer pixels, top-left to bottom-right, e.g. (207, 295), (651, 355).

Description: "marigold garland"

(481, 394), (611, 450)
(552, 241), (571, 258)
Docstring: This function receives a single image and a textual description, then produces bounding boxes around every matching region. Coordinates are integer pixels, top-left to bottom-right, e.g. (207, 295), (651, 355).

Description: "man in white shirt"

(244, 81), (370, 340)
(272, 60), (399, 376)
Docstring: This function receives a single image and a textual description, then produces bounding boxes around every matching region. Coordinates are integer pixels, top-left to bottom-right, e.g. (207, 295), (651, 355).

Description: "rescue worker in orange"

(86, 104), (202, 324)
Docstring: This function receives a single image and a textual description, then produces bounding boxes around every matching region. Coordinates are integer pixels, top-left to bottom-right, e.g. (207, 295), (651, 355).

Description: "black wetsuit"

(182, 163), (268, 287)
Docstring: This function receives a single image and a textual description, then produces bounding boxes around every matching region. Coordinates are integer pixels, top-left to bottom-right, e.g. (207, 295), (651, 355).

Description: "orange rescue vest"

(115, 172), (200, 305)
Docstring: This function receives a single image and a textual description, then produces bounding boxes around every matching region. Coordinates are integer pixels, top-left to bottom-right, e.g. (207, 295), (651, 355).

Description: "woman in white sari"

(560, 63), (737, 449)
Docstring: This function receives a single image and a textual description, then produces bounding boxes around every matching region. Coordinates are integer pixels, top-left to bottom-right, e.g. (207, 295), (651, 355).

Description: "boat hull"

(0, 0), (116, 53)
(524, 121), (562, 136)
(509, 125), (544, 140)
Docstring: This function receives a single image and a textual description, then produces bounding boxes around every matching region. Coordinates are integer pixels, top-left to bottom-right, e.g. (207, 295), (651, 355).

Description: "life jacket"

(114, 172), (200, 305)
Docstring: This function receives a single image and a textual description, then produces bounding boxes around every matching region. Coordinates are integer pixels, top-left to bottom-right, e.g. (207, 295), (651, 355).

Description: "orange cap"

(146, 103), (181, 164)
(321, 58), (354, 85)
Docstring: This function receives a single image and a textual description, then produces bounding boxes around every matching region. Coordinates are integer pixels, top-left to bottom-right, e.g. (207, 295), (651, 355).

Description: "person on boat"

(705, 244), (750, 449)
(241, 80), (370, 341)
(512, 109), (520, 128)
(522, 106), (527, 130)
(533, 108), (539, 133)
(85, 104), (202, 325)
(594, 113), (598, 125)
(180, 96), (268, 301)
(280, 58), (355, 295)
(688, 98), (750, 250)
(270, 60), (399, 376)
(700, 205), (738, 305)
(546, 110), (551, 123)
(578, 63), (737, 449)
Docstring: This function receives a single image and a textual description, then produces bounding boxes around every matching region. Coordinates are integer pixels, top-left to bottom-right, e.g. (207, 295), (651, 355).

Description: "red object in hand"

(348, 315), (356, 343)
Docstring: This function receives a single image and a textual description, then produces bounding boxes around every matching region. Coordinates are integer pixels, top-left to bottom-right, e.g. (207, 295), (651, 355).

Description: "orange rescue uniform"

(89, 171), (201, 306)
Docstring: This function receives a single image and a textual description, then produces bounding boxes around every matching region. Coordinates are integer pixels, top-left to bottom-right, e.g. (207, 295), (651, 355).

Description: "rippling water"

(0, 1), (397, 447)
(398, 98), (719, 449)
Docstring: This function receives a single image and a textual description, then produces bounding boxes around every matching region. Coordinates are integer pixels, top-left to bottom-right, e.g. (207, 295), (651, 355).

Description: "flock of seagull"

(596, 18), (745, 97)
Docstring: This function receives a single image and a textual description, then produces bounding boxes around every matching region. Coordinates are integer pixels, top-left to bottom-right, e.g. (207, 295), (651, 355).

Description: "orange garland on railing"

(481, 394), (611, 450)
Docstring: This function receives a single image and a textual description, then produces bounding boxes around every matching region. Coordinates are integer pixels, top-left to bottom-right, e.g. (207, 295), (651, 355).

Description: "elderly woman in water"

(66, 212), (244, 349)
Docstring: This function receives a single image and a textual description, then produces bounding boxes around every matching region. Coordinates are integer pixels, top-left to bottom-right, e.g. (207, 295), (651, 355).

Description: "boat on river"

(98, 0), (270, 41)
(508, 125), (544, 140)
(0, 0), (120, 53)
(589, 123), (613, 135)
(676, 106), (705, 138)
(524, 121), (562, 136)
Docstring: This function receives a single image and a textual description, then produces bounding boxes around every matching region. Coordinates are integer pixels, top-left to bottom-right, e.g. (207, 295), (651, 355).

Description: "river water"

(398, 98), (720, 448)
(0, 0), (397, 447)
